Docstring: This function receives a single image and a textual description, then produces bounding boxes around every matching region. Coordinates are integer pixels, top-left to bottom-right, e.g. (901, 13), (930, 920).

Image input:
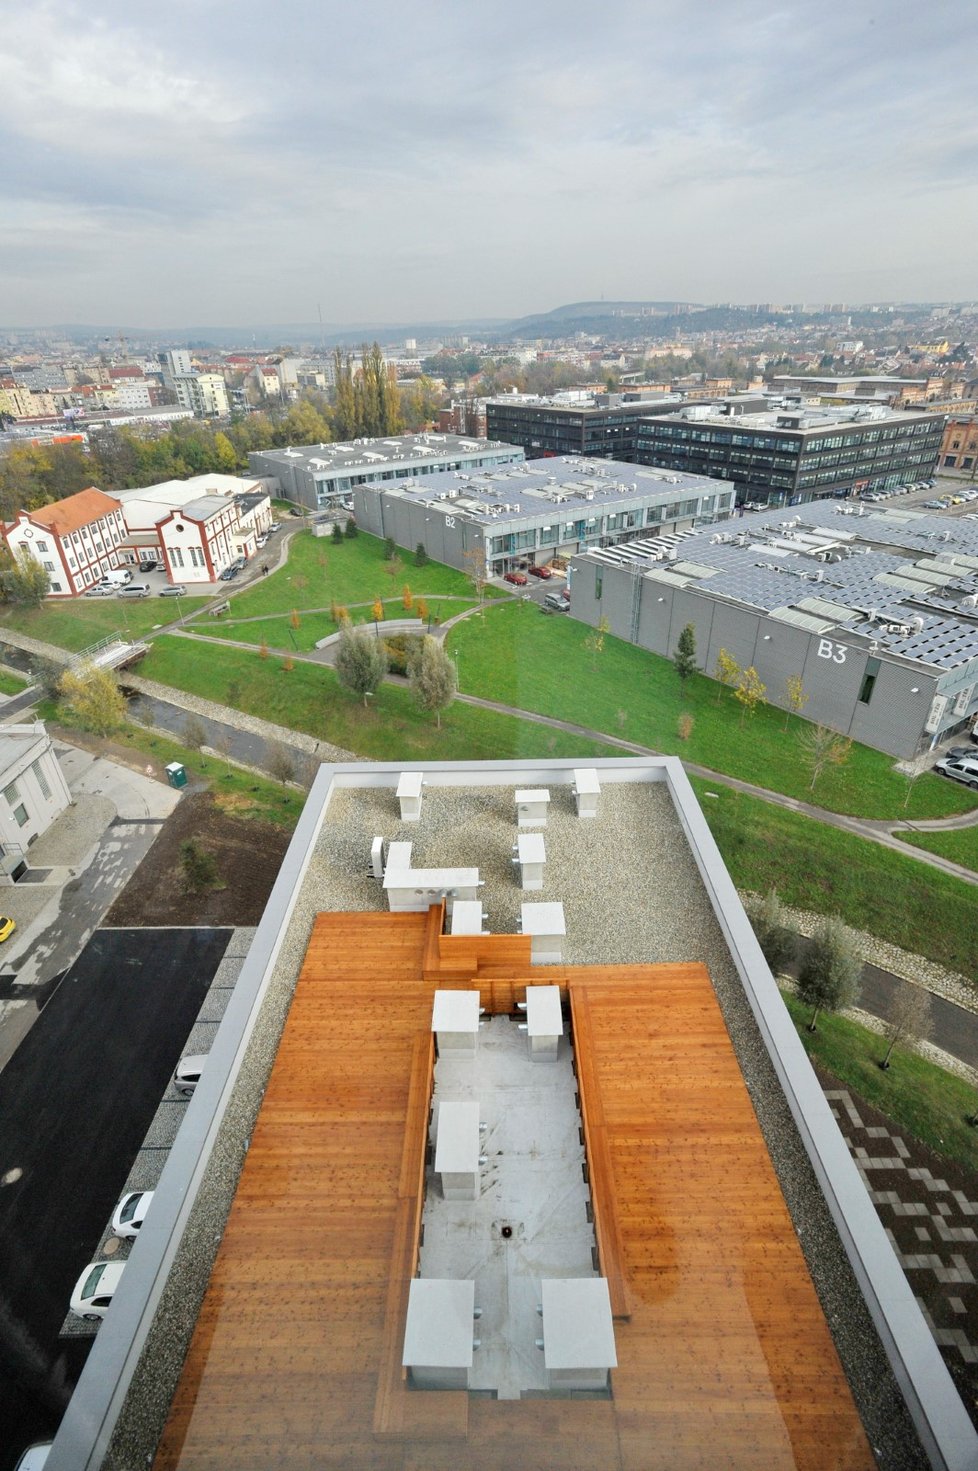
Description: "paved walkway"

(828, 1087), (978, 1393)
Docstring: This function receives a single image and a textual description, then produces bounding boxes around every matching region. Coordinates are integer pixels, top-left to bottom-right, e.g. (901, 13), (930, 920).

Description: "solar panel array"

(580, 501), (978, 671)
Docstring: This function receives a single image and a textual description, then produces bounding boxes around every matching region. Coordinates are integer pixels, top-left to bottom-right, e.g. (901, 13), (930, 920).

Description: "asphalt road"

(0, 926), (232, 1471)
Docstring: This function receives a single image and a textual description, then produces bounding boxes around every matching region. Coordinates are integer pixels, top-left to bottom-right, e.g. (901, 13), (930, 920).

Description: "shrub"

(744, 889), (796, 974)
(382, 632), (424, 676)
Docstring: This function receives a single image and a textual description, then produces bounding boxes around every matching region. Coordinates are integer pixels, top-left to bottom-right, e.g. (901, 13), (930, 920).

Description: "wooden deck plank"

(155, 912), (875, 1471)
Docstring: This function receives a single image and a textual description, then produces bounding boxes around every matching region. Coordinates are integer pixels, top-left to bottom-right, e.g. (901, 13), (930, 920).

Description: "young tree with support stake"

(714, 647), (740, 705)
(880, 980), (933, 1069)
(796, 917), (861, 1031)
(410, 635), (457, 728)
(335, 623), (388, 707)
(673, 623), (697, 687)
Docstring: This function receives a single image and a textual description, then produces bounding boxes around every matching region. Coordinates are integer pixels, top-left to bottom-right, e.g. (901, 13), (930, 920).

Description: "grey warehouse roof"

(580, 501), (978, 673)
(251, 432), (515, 475)
(372, 457), (731, 523)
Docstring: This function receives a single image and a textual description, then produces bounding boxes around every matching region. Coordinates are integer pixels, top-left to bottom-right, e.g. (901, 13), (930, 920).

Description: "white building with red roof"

(2, 487), (128, 597)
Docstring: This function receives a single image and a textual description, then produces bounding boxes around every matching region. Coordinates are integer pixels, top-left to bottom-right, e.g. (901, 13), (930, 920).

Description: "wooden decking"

(154, 910), (875, 1471)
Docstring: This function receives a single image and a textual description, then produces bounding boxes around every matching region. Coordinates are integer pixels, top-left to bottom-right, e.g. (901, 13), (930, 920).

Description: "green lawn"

(780, 989), (978, 1174)
(136, 636), (617, 764)
(0, 669), (26, 695)
(48, 717), (306, 827)
(451, 600), (978, 821)
(228, 529), (497, 620)
(899, 823), (978, 874)
(689, 777), (978, 979)
(2, 595), (212, 652)
(186, 598), (476, 653)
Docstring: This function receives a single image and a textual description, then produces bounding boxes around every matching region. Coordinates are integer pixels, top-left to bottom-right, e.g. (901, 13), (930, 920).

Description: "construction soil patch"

(105, 790), (291, 927)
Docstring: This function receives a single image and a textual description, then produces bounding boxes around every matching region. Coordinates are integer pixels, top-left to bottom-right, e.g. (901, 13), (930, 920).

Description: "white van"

(117, 582), (151, 599)
(102, 569), (133, 586)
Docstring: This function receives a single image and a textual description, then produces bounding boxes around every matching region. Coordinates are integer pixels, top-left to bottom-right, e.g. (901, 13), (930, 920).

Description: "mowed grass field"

(690, 776), (978, 980)
(136, 636), (617, 764)
(451, 599), (978, 821)
(780, 990), (978, 1174)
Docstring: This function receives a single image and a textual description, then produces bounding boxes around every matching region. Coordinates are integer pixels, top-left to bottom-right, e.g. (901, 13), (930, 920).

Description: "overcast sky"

(2, 0), (976, 330)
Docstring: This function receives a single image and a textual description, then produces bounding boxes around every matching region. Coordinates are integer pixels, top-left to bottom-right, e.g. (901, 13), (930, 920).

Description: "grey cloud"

(1, 0), (976, 326)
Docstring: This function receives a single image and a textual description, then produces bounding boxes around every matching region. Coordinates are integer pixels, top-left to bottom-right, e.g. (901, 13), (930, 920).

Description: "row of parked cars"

(859, 479), (936, 504)
(68, 1054), (205, 1321)
(923, 488), (978, 510)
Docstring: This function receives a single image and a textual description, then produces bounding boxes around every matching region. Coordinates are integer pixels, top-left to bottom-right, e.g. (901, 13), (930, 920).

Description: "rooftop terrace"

(48, 761), (975, 1471)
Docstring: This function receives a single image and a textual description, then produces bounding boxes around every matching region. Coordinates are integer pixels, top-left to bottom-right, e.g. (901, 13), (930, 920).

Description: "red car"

(528, 565), (553, 579)
(504, 571), (528, 586)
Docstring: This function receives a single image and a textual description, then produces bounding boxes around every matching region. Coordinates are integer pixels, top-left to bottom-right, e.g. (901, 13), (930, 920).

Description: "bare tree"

(215, 730), (235, 777)
(268, 741), (297, 784)
(799, 724), (852, 791)
(880, 981), (933, 1069)
(182, 715), (207, 751)
(462, 546), (489, 611)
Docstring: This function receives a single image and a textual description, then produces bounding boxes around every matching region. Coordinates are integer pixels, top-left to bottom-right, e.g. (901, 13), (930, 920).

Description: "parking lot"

(0, 925), (235, 1469)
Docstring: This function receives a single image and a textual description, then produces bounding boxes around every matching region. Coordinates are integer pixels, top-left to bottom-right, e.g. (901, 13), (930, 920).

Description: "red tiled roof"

(27, 488), (119, 535)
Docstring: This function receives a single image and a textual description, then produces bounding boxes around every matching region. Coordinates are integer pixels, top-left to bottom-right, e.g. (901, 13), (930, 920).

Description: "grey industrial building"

(247, 433), (523, 512)
(351, 457), (735, 578)
(485, 392), (945, 510)
(634, 401), (944, 507)
(569, 500), (978, 759)
(485, 390), (687, 460)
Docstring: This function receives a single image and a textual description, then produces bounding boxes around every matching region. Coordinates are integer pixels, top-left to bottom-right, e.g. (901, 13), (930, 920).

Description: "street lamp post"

(454, 649), (460, 690)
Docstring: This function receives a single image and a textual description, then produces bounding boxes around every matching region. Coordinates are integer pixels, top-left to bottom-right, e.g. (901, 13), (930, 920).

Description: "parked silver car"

(174, 1054), (207, 1095)
(934, 755), (978, 790)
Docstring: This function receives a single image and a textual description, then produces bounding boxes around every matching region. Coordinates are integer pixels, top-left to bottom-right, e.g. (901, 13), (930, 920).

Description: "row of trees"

(746, 889), (933, 1068)
(671, 626), (856, 791)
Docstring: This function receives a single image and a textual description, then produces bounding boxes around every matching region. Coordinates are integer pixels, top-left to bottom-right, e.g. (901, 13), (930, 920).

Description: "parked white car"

(70, 1260), (126, 1320)
(174, 1054), (207, 1095)
(111, 1190), (154, 1239)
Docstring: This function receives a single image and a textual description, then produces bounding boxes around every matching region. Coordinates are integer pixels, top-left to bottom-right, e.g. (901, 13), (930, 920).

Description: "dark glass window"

(858, 657), (880, 704)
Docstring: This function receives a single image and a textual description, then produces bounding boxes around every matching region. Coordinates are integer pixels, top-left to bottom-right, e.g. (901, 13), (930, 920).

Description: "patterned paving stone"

(825, 1086), (978, 1399)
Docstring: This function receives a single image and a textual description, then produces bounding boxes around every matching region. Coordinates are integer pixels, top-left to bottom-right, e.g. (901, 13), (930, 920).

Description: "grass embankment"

(0, 669), (27, 695)
(137, 636), (616, 764)
(2, 595), (211, 651)
(451, 600), (978, 822)
(689, 777), (978, 980)
(231, 528), (497, 619)
(780, 990), (978, 1174)
(899, 824), (978, 874)
(48, 716), (305, 828)
(187, 598), (476, 653)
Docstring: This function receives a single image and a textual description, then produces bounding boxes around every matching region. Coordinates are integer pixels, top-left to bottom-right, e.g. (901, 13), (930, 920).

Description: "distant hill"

(498, 300), (702, 338)
(29, 319), (509, 351)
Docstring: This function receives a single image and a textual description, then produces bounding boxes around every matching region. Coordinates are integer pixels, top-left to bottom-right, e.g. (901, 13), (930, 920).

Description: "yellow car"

(0, 916), (16, 943)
